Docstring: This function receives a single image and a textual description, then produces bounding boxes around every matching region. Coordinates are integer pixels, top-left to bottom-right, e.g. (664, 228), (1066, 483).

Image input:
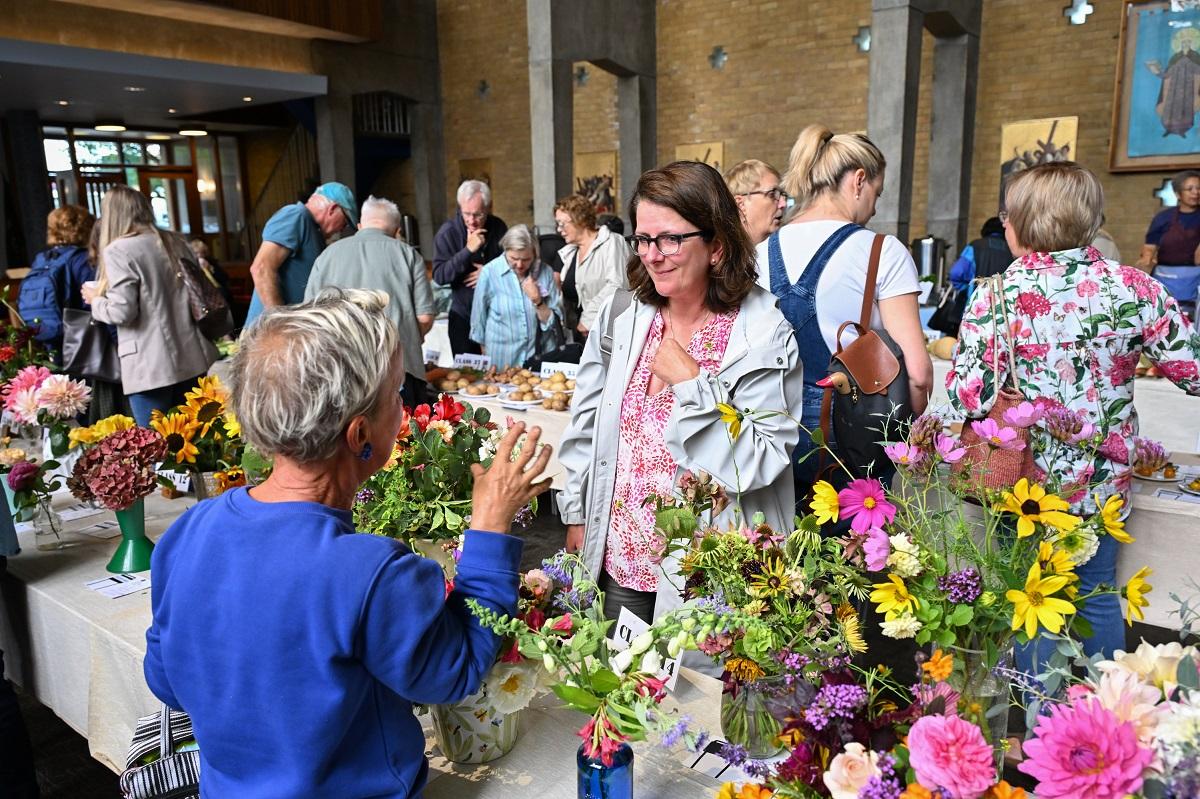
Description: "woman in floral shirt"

(948, 162), (1200, 665)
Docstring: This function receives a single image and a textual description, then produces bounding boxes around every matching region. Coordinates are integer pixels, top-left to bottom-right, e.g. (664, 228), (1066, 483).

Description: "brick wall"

(573, 60), (621, 198)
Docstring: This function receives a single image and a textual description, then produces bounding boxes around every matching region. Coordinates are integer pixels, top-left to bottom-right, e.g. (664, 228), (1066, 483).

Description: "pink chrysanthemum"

(837, 478), (896, 534)
(34, 374), (91, 419)
(1019, 698), (1153, 799)
(907, 713), (996, 797)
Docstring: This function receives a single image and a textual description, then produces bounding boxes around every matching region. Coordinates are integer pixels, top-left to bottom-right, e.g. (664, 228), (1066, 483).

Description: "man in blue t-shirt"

(245, 182), (358, 327)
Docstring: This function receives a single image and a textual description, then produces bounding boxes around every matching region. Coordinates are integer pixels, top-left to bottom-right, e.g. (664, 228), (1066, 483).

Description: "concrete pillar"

(867, 1), (924, 244)
(315, 90), (355, 191)
(4, 111), (51, 265)
(528, 0), (574, 231)
(617, 73), (656, 223)
(926, 32), (979, 259)
(410, 100), (447, 260)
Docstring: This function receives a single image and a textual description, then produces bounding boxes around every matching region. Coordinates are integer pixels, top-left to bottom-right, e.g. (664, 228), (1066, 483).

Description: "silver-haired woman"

(143, 288), (552, 798)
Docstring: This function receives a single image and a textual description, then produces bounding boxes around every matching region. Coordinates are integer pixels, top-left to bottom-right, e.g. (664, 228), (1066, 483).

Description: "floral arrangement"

(67, 426), (167, 511)
(0, 312), (52, 406)
(5, 451), (63, 519)
(469, 551), (745, 766)
(2, 365), (90, 451)
(150, 376), (243, 483)
(68, 414), (135, 449)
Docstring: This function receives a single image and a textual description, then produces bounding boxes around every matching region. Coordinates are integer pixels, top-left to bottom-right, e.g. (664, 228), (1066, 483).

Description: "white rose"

(629, 631), (654, 656)
(822, 742), (881, 799)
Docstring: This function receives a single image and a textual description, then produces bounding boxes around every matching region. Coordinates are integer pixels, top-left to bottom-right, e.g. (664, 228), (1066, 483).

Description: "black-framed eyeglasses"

(627, 231), (710, 256)
(739, 187), (789, 203)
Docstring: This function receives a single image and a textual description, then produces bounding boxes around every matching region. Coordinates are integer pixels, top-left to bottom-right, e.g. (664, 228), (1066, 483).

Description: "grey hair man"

(432, 179), (508, 356)
(305, 195), (436, 405)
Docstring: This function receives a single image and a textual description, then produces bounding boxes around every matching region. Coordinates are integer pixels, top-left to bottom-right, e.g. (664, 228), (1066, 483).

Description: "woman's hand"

(565, 524), (584, 553)
(81, 281), (99, 304)
(652, 338), (700, 386)
(469, 422), (553, 534)
(521, 276), (542, 303)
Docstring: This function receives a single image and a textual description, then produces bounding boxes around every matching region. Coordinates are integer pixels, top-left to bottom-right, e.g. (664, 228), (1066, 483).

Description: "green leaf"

(588, 668), (621, 695)
(551, 683), (601, 714)
(1178, 654), (1200, 691)
(948, 605), (974, 626)
(809, 427), (825, 447)
(444, 506), (463, 530)
(49, 427), (70, 458)
(1072, 615), (1093, 639)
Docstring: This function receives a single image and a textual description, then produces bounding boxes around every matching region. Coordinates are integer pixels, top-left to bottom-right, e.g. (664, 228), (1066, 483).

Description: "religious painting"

(573, 150), (618, 215)
(999, 117), (1078, 201)
(457, 158), (493, 187)
(674, 141), (724, 173)
(1111, 0), (1200, 171)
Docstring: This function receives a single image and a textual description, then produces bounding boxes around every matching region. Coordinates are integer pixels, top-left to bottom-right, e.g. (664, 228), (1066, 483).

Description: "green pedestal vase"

(106, 499), (153, 574)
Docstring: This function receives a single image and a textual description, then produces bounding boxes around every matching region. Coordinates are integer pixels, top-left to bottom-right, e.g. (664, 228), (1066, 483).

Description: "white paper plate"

(1135, 469), (1179, 483)
(1177, 482), (1200, 497)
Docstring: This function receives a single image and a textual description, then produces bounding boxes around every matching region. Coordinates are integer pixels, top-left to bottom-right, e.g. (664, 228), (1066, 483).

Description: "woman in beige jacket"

(82, 186), (216, 425)
(554, 194), (632, 339)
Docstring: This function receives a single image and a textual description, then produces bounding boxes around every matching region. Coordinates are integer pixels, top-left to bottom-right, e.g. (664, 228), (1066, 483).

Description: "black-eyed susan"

(1006, 562), (1076, 638)
(1094, 493), (1134, 544)
(151, 413), (201, 465)
(1124, 566), (1152, 625)
(870, 574), (919, 620)
(724, 656), (765, 683)
(995, 478), (1080, 538)
(716, 403), (743, 441)
(809, 480), (840, 525)
(748, 557), (789, 599)
(836, 604), (868, 654)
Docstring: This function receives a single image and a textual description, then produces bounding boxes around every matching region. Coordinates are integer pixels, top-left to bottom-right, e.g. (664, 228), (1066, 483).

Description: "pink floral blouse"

(606, 309), (738, 591)
(947, 247), (1200, 513)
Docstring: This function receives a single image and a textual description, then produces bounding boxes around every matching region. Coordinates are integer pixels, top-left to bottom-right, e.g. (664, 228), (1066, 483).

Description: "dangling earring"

(360, 443), (373, 461)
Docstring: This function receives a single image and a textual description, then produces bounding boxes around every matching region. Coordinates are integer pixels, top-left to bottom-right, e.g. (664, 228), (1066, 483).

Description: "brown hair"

(724, 159), (781, 196)
(782, 124), (886, 213)
(626, 161), (757, 312)
(1005, 161), (1103, 253)
(46, 205), (94, 247)
(553, 194), (597, 231)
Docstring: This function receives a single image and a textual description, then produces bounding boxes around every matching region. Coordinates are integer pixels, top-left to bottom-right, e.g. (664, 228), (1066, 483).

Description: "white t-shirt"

(754, 221), (921, 353)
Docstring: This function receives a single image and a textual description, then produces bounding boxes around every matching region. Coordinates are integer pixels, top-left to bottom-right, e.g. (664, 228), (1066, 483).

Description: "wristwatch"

(533, 296), (545, 308)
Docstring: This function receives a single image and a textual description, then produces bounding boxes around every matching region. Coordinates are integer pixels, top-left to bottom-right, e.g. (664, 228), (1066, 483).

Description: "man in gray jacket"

(305, 196), (435, 404)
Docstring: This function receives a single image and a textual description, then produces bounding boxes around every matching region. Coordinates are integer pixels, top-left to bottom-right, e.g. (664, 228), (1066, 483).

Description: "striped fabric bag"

(118, 704), (200, 799)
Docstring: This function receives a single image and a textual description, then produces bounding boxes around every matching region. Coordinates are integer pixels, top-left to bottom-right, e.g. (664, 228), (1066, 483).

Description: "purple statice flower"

(512, 503), (535, 529)
(354, 487), (376, 504)
(695, 589), (733, 615)
(857, 753), (904, 799)
(659, 716), (690, 748)
(936, 567), (982, 604)
(540, 554), (572, 586)
(717, 742), (747, 767)
(742, 760), (773, 779)
(803, 683), (867, 731)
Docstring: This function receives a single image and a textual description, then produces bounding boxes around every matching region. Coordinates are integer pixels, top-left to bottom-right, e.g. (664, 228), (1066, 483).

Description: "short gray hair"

(499, 223), (538, 257)
(457, 179), (491, 208)
(1172, 169), (1200, 195)
(232, 288), (398, 463)
(360, 195), (401, 232)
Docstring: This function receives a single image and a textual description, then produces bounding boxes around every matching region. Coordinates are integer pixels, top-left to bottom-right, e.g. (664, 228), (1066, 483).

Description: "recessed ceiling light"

(95, 120), (127, 132)
(242, 96), (253, 102)
(56, 100), (70, 106)
(178, 125), (208, 137)
(123, 85), (145, 92)
(145, 133), (172, 141)
(167, 108), (177, 114)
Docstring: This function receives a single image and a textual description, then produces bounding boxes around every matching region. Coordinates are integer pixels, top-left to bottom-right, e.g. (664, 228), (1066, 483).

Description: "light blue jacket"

(469, 255), (563, 368)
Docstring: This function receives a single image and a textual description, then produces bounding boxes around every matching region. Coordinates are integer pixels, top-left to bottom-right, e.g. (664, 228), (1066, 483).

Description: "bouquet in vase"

(67, 425), (167, 511)
(150, 375), (245, 494)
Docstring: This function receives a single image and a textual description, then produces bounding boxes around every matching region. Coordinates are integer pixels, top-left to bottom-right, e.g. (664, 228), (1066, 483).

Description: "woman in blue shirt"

(469, 224), (564, 368)
(144, 287), (553, 798)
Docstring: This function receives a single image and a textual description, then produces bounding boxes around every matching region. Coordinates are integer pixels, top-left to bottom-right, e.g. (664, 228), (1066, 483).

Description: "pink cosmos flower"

(1019, 698), (1152, 799)
(970, 418), (1026, 451)
(1002, 401), (1043, 429)
(863, 528), (890, 572)
(883, 441), (925, 470)
(837, 479), (896, 534)
(907, 713), (996, 798)
(934, 434), (966, 464)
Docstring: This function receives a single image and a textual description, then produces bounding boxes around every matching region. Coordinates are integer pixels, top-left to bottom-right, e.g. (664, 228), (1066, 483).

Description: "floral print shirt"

(606, 309), (737, 591)
(947, 247), (1200, 513)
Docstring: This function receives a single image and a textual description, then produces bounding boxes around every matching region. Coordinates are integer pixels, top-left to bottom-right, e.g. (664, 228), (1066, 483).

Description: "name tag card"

(453, 353), (491, 370)
(77, 519), (121, 539)
(611, 606), (680, 690)
(58, 503), (105, 522)
(423, 348), (441, 364)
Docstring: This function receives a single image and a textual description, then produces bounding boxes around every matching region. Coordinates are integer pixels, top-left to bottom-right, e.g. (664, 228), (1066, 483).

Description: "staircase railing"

(245, 125), (319, 255)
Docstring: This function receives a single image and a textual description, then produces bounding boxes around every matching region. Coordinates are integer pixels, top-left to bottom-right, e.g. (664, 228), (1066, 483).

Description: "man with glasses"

(433, 180), (508, 355)
(724, 159), (789, 245)
(245, 182), (358, 327)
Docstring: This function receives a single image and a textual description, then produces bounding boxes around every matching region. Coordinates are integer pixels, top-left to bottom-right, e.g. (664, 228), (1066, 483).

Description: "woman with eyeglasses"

(725, 159), (789, 245)
(554, 194), (632, 340)
(557, 161), (804, 623)
(757, 124), (933, 496)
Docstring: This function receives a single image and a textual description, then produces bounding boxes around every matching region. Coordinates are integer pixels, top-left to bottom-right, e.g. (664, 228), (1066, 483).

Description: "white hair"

(307, 192), (334, 212)
(500, 224), (538, 258)
(232, 288), (398, 463)
(457, 179), (491, 208)
(360, 195), (401, 232)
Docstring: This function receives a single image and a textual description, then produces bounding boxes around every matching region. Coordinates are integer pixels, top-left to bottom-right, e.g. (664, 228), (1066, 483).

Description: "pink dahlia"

(907, 713), (996, 798)
(6, 387), (40, 424)
(837, 478), (896, 534)
(1019, 698), (1152, 799)
(969, 418), (1026, 451)
(34, 374), (91, 419)
(2, 365), (50, 403)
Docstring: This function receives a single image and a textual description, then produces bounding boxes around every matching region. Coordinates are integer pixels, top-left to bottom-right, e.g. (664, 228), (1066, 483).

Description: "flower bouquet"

(0, 312), (52, 431)
(150, 376), (244, 498)
(68, 423), (167, 573)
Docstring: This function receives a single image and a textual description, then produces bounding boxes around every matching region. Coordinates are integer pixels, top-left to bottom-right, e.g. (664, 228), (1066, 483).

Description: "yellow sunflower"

(1094, 493), (1134, 544)
(185, 375), (229, 406)
(716, 403), (743, 441)
(215, 467), (247, 494)
(1006, 562), (1076, 639)
(995, 478), (1080, 538)
(151, 413), (201, 464)
(837, 604), (868, 654)
(748, 557), (789, 599)
(222, 410), (241, 439)
(870, 574), (919, 620)
(809, 480), (840, 525)
(1124, 566), (1152, 625)
(184, 396), (225, 436)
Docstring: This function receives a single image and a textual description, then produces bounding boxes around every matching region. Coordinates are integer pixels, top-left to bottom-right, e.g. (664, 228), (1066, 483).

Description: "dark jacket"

(432, 212), (507, 318)
(19, 245), (94, 356)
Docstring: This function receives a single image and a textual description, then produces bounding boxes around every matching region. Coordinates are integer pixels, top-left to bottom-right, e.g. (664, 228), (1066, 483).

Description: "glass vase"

(106, 499), (154, 574)
(430, 684), (521, 764)
(190, 471), (219, 500)
(576, 741), (633, 799)
(720, 674), (800, 760)
(947, 644), (1013, 771)
(32, 500), (65, 551)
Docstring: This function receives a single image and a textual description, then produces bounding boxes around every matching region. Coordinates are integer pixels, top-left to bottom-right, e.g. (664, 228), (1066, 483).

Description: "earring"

(360, 443), (373, 461)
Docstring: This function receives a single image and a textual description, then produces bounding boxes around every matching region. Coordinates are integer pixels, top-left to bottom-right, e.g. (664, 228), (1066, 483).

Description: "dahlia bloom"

(864, 527), (891, 572)
(906, 713), (996, 798)
(34, 374), (91, 419)
(7, 387), (40, 425)
(837, 478), (896, 533)
(3, 365), (50, 404)
(1098, 641), (1200, 696)
(1092, 667), (1164, 751)
(1019, 699), (1152, 799)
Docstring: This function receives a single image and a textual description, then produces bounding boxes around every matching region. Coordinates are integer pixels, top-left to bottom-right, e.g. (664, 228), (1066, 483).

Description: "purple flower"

(884, 441), (925, 469)
(659, 715), (690, 748)
(803, 683), (868, 731)
(936, 567), (982, 604)
(6, 460), (38, 492)
(908, 413), (943, 451)
(1002, 400), (1043, 429)
(354, 487), (376, 504)
(1042, 404), (1096, 444)
(864, 527), (891, 572)
(717, 742), (747, 767)
(513, 503), (535, 529)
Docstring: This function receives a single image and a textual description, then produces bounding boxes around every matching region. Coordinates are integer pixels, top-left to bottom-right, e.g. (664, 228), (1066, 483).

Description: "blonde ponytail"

(782, 124), (886, 213)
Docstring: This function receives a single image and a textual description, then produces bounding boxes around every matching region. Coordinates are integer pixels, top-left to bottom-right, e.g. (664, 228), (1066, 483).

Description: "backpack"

(18, 246), (80, 347)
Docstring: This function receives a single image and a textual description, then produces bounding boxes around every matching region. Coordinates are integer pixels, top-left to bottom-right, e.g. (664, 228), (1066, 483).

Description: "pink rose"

(6, 460), (38, 492)
(956, 377), (982, 413)
(908, 714), (997, 798)
(822, 742), (881, 799)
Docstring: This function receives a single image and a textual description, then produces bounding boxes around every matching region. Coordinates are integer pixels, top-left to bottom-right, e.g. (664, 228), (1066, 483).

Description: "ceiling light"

(145, 133), (172, 141)
(95, 120), (127, 132)
(178, 125), (208, 137)
(56, 100), (70, 107)
(123, 85), (145, 92)
(242, 96), (253, 102)
(167, 108), (177, 114)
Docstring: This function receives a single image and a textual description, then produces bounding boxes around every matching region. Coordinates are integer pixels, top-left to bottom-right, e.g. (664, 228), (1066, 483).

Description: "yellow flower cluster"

(68, 414), (135, 449)
(149, 376), (242, 465)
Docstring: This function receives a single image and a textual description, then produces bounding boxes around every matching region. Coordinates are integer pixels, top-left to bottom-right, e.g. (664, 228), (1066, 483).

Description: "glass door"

(138, 168), (201, 236)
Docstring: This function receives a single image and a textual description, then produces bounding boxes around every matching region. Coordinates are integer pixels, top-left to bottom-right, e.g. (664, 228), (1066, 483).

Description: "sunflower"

(151, 413), (201, 465)
(1036, 541), (1080, 598)
(215, 467), (246, 494)
(724, 656), (765, 683)
(809, 480), (840, 525)
(184, 395), (225, 436)
(222, 410), (241, 439)
(995, 478), (1080, 538)
(748, 557), (789, 599)
(870, 574), (919, 620)
(1006, 562), (1076, 639)
(184, 375), (229, 407)
(1124, 566), (1152, 625)
(1094, 493), (1134, 544)
(837, 604), (868, 654)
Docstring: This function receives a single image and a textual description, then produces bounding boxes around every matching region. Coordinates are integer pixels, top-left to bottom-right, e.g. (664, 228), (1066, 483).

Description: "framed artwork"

(999, 117), (1078, 200)
(573, 150), (618, 214)
(674, 141), (724, 172)
(1111, 0), (1200, 171)
(457, 158), (493, 187)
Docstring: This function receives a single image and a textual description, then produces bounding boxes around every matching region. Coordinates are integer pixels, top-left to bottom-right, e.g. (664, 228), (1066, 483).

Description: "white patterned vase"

(430, 685), (522, 764)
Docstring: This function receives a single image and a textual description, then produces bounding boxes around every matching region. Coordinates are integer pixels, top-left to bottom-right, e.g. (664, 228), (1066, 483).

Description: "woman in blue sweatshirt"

(143, 288), (553, 798)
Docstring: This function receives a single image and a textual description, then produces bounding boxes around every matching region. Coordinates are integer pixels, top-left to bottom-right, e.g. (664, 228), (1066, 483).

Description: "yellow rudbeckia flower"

(995, 478), (1080, 538)
(716, 403), (742, 441)
(1006, 562), (1077, 639)
(870, 574), (919, 620)
(222, 411), (241, 439)
(809, 480), (840, 525)
(1124, 566), (1152, 625)
(151, 413), (201, 465)
(1094, 493), (1134, 544)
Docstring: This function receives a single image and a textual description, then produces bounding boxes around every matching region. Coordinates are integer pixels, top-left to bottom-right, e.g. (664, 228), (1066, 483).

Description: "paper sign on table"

(156, 469), (192, 493)
(453, 353), (490, 371)
(611, 606), (680, 690)
(57, 503), (105, 522)
(539, 362), (579, 380)
(423, 348), (441, 365)
(76, 520), (121, 540)
(85, 573), (151, 598)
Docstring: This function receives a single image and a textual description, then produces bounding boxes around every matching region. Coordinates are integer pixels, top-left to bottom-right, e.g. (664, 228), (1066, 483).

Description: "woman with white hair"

(469, 224), (564, 368)
(144, 288), (552, 797)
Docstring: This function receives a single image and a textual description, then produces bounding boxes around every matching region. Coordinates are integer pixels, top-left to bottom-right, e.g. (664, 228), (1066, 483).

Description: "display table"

(461, 394), (571, 490)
